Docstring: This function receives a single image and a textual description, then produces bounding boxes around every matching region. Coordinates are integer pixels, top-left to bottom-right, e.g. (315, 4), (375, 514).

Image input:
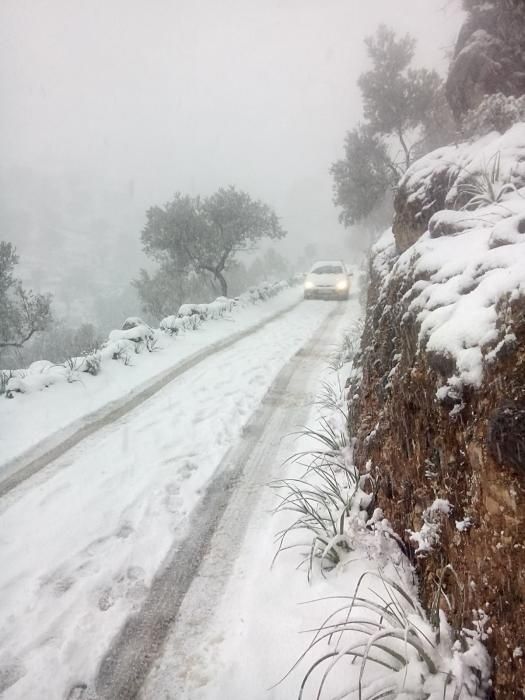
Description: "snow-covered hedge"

(1, 279), (294, 398)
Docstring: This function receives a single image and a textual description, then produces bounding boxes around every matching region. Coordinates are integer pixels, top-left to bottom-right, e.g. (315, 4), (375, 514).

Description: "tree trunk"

(213, 270), (228, 297)
(397, 129), (411, 170)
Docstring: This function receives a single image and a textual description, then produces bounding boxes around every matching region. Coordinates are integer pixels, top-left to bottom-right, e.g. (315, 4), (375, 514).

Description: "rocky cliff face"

(351, 125), (525, 697)
(446, 0), (525, 121)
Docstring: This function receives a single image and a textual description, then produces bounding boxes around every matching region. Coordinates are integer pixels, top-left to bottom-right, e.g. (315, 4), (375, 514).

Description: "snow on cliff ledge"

(373, 123), (525, 392)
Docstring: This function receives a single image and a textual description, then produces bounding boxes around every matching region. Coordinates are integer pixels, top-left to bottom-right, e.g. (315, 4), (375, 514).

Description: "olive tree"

(140, 186), (286, 297)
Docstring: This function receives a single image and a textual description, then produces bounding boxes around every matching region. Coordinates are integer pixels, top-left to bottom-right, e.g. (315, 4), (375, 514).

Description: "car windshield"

(312, 265), (343, 274)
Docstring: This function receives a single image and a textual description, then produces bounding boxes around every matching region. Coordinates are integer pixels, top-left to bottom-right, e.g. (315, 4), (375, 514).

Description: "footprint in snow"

(179, 461), (198, 479)
(164, 483), (183, 513)
(97, 567), (147, 612)
(115, 521), (134, 539)
(40, 569), (76, 597)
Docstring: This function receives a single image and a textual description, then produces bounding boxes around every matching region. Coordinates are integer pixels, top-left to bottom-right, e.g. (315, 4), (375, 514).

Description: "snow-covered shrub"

(159, 315), (186, 335)
(1, 277), (293, 399)
(462, 93), (525, 139)
(408, 499), (452, 557)
(82, 351), (101, 376)
(0, 370), (15, 396)
(206, 297), (233, 318)
(393, 123), (525, 251)
(186, 313), (201, 330)
(121, 316), (146, 331)
(62, 357), (85, 383)
(178, 303), (205, 319)
(107, 338), (136, 364)
(107, 323), (155, 354)
(215, 295), (235, 312)
(5, 363), (68, 396)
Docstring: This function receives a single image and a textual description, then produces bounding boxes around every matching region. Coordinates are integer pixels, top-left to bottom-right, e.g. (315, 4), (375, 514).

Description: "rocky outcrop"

(446, 0), (525, 121)
(351, 126), (525, 696)
(392, 124), (525, 253)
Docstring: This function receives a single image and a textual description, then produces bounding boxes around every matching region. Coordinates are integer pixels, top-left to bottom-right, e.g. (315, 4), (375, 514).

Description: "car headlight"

(304, 280), (314, 290)
(336, 280), (348, 290)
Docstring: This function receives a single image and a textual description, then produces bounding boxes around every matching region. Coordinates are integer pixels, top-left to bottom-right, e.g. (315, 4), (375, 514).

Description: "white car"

(303, 260), (350, 300)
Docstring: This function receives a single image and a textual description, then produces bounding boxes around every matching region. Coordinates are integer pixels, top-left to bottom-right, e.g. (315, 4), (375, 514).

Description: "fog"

(0, 0), (463, 331)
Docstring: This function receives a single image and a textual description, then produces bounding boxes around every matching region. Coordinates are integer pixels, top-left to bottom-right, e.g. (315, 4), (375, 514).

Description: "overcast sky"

(0, 0), (464, 258)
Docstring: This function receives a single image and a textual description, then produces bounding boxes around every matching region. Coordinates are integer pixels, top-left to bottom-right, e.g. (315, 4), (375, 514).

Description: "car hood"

(307, 272), (346, 286)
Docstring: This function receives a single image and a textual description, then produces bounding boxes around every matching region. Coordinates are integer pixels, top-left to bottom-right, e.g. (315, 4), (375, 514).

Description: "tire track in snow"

(0, 299), (301, 499)
(83, 303), (347, 700)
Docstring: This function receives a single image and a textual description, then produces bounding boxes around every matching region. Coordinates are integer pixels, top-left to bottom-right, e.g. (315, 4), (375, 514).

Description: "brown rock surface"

(350, 252), (525, 697)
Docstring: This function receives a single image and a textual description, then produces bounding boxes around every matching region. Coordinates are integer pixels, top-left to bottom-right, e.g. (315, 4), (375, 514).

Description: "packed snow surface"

(0, 299), (336, 699)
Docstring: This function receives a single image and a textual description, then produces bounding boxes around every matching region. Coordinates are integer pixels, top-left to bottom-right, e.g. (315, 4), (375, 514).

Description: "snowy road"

(0, 298), (353, 699)
(138, 300), (353, 700)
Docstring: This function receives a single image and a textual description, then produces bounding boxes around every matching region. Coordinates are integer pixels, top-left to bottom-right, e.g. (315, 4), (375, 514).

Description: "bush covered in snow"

(1, 279), (294, 398)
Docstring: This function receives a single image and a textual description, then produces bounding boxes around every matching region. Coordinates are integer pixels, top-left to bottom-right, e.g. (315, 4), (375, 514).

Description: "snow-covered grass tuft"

(291, 571), (489, 700)
(328, 320), (364, 372)
(271, 450), (361, 580)
(0, 369), (15, 396)
(456, 151), (521, 210)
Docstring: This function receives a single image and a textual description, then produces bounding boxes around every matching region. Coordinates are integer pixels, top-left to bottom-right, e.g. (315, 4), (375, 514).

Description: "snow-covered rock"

(393, 123), (525, 252)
